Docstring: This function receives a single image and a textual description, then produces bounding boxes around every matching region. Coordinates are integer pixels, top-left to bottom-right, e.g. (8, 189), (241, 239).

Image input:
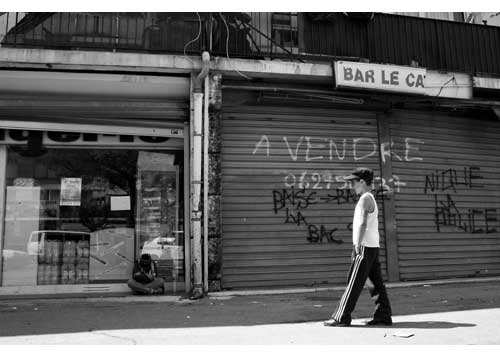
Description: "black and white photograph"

(0, 0), (500, 351)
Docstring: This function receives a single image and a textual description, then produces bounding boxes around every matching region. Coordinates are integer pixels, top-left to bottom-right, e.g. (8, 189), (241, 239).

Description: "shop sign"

(0, 129), (181, 147)
(334, 61), (427, 95)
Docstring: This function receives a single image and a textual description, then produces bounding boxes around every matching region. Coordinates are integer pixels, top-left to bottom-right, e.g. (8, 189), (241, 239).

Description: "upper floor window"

(271, 12), (298, 53)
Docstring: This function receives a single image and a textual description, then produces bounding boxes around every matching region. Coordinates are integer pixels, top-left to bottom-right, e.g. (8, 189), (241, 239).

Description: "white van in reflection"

(140, 236), (183, 261)
(27, 230), (90, 255)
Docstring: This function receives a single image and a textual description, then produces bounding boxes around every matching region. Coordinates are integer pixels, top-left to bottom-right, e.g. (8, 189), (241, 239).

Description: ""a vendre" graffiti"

(253, 135), (424, 163)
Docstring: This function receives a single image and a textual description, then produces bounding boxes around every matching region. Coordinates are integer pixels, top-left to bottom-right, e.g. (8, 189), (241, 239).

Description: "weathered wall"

(208, 72), (222, 291)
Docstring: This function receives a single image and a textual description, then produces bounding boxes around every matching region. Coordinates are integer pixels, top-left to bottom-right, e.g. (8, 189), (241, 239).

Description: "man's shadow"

(352, 321), (476, 329)
(392, 321), (476, 329)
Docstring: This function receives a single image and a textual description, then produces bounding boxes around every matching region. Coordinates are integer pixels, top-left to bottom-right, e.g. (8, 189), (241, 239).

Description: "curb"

(0, 294), (187, 304)
(84, 295), (185, 303)
(207, 276), (500, 298)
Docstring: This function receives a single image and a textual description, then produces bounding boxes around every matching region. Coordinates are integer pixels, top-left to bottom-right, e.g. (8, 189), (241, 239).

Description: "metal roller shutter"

(221, 105), (387, 289)
(389, 110), (500, 281)
(0, 96), (187, 137)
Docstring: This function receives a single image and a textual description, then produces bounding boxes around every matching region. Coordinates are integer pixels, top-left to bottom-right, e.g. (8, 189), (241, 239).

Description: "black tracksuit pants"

(332, 246), (392, 324)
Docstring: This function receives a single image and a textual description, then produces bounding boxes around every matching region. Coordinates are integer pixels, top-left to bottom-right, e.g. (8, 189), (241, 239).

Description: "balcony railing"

(1, 12), (500, 76)
(0, 12), (300, 60)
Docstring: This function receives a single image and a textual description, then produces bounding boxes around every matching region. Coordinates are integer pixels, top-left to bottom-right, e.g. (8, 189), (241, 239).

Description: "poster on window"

(89, 227), (135, 281)
(60, 178), (82, 206)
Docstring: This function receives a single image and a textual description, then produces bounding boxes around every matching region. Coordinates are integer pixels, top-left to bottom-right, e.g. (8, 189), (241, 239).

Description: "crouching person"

(128, 254), (165, 295)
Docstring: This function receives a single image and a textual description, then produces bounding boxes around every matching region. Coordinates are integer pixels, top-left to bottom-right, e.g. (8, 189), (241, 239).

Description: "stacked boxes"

(37, 232), (90, 285)
(37, 239), (62, 285)
(75, 240), (90, 284)
(61, 240), (76, 284)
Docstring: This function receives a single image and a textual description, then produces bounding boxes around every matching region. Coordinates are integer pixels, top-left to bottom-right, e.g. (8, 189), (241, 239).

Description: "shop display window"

(1, 146), (184, 287)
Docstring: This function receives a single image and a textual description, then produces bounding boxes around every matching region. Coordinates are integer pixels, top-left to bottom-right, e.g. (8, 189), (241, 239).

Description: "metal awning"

(0, 70), (189, 137)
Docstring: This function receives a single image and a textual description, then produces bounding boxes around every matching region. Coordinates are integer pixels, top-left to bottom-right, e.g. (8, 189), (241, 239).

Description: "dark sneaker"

(323, 318), (351, 327)
(365, 318), (393, 326)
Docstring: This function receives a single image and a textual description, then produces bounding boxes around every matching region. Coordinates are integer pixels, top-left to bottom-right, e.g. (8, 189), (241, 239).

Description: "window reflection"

(1, 147), (184, 288)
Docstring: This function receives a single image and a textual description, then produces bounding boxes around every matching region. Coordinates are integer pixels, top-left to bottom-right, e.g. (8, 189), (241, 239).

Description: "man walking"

(324, 167), (392, 327)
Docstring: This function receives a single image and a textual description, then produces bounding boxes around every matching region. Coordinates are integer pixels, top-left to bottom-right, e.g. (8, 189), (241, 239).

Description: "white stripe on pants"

(334, 246), (365, 322)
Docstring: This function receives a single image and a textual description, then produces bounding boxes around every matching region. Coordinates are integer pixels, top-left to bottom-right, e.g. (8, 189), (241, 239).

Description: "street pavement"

(0, 308), (497, 344)
(0, 281), (499, 344)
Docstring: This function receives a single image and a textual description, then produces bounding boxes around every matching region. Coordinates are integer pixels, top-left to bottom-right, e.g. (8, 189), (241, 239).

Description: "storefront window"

(1, 145), (184, 288)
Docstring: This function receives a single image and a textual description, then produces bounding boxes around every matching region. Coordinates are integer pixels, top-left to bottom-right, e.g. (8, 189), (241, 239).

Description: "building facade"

(0, 12), (499, 297)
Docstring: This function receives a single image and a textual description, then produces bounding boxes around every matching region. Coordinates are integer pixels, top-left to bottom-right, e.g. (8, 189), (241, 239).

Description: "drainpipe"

(191, 51), (210, 299)
(203, 75), (210, 293)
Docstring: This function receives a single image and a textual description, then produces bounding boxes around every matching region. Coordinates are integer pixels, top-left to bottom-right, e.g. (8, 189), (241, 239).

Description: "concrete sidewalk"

(0, 308), (497, 344)
(0, 281), (499, 344)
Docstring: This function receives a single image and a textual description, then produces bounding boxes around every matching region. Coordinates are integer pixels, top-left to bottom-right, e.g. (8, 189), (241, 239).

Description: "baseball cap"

(343, 167), (374, 182)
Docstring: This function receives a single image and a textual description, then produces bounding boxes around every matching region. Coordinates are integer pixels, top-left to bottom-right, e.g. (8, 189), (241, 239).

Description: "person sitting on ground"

(128, 253), (165, 295)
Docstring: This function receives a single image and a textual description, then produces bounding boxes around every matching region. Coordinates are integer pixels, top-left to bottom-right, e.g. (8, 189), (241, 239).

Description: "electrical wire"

(183, 12), (202, 67)
(435, 76), (456, 98)
(219, 12), (252, 80)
